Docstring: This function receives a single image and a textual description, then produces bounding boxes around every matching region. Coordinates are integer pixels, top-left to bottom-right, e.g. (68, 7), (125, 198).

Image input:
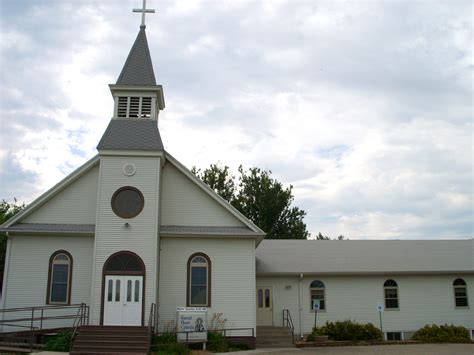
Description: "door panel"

(256, 286), (273, 326)
(104, 275), (143, 325)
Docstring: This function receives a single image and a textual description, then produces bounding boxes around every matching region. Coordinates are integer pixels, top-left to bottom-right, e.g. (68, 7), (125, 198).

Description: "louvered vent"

(129, 97), (140, 118)
(116, 96), (155, 118)
(141, 97), (152, 118)
(117, 97), (128, 118)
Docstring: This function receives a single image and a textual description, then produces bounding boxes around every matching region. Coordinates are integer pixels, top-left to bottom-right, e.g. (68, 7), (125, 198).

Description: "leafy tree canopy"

(192, 163), (309, 240)
(314, 232), (346, 240)
(1, 199), (25, 279)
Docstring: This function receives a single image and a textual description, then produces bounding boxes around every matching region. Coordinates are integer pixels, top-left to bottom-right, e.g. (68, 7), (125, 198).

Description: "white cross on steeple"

(133, 0), (155, 28)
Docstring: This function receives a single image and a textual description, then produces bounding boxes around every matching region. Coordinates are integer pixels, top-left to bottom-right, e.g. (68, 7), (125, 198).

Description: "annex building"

(1, 3), (473, 346)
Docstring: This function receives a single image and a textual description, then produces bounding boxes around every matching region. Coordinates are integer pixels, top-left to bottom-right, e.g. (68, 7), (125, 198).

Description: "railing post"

(30, 307), (35, 351)
(40, 308), (44, 330)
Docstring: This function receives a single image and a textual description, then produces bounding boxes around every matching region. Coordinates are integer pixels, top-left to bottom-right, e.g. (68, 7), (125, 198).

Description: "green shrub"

(228, 342), (251, 351)
(152, 332), (178, 345)
(154, 342), (189, 355)
(308, 320), (382, 341)
(207, 331), (229, 352)
(152, 332), (189, 354)
(45, 330), (73, 352)
(411, 324), (470, 343)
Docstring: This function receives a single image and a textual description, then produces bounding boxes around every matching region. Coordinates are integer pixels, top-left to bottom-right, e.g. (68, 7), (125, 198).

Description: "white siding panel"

(159, 238), (256, 336)
(91, 156), (160, 325)
(161, 163), (244, 227)
(257, 275), (474, 335)
(2, 235), (93, 330)
(24, 164), (99, 224)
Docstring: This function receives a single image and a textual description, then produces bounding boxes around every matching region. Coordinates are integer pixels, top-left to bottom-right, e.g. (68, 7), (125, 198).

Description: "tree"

(191, 163), (235, 202)
(315, 232), (330, 240)
(193, 164), (309, 239)
(314, 232), (346, 240)
(0, 199), (25, 280)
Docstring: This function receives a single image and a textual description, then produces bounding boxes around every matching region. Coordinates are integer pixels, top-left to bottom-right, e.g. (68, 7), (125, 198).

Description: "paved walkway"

(220, 344), (474, 355)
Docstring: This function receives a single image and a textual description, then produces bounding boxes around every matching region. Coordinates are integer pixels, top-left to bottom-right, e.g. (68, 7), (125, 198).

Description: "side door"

(256, 287), (273, 326)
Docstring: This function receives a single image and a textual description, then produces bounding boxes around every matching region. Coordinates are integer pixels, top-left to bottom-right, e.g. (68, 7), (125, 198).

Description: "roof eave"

(256, 270), (474, 276)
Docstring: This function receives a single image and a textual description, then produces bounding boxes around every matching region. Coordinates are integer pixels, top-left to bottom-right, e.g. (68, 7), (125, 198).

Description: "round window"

(111, 186), (144, 219)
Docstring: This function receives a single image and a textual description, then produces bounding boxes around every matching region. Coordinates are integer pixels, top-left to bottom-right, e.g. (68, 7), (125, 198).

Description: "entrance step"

(256, 326), (294, 348)
(71, 325), (149, 355)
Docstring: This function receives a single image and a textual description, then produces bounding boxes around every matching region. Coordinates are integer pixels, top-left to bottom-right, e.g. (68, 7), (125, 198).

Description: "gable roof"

(256, 239), (474, 275)
(164, 152), (266, 242)
(97, 119), (164, 150)
(116, 27), (156, 86)
(0, 156), (100, 229)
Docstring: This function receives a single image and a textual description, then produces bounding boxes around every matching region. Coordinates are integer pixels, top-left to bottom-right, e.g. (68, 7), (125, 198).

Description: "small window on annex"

(453, 278), (469, 308)
(310, 280), (326, 310)
(187, 253), (211, 307)
(47, 251), (72, 304)
(384, 279), (399, 309)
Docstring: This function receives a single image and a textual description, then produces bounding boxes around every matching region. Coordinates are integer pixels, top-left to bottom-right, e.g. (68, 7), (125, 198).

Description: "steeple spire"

(116, 28), (156, 86)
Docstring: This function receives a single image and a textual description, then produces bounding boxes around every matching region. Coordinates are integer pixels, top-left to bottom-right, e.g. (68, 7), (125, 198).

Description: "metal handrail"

(148, 303), (157, 335)
(154, 327), (255, 346)
(0, 303), (88, 351)
(282, 309), (295, 343)
(69, 303), (89, 351)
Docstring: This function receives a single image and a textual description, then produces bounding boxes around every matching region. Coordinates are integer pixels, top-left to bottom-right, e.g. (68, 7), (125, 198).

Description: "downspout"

(298, 273), (303, 338)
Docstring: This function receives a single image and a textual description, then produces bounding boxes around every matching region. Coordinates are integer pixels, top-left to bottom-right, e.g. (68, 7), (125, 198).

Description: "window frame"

(453, 278), (469, 309)
(111, 186), (145, 219)
(309, 280), (326, 312)
(383, 279), (399, 310)
(46, 250), (73, 305)
(186, 252), (211, 307)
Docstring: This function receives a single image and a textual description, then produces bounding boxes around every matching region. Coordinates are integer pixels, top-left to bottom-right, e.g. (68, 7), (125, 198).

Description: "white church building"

(1, 3), (473, 346)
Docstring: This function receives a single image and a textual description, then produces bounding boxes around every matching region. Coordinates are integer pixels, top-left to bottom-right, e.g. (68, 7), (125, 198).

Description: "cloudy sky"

(0, 0), (472, 239)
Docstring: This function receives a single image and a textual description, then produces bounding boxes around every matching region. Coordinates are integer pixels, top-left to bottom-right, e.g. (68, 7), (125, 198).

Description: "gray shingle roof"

(116, 28), (156, 86)
(97, 119), (164, 150)
(0, 223), (95, 234)
(256, 239), (474, 275)
(160, 225), (260, 236)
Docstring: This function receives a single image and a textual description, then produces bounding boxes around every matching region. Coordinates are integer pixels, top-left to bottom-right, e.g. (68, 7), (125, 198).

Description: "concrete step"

(72, 325), (150, 354)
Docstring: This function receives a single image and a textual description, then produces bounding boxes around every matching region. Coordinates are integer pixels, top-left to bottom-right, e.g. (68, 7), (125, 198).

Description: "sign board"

(377, 304), (384, 312)
(313, 300), (320, 311)
(176, 307), (207, 342)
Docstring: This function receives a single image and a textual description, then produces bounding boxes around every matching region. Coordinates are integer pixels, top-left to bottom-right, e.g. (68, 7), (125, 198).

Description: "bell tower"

(91, 0), (164, 326)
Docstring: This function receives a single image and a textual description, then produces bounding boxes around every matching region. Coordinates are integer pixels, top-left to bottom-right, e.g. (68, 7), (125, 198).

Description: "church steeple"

(107, 0), (164, 121)
(98, 0), (164, 152)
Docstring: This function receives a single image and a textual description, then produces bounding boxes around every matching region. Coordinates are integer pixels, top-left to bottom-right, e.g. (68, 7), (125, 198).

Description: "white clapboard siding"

(160, 162), (244, 227)
(2, 235), (94, 330)
(23, 164), (100, 224)
(91, 156), (160, 325)
(257, 275), (474, 335)
(159, 238), (256, 336)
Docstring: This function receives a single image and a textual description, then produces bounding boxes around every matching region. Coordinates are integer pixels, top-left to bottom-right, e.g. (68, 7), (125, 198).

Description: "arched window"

(47, 250), (72, 304)
(310, 280), (325, 310)
(187, 253), (211, 307)
(384, 279), (399, 309)
(453, 278), (469, 308)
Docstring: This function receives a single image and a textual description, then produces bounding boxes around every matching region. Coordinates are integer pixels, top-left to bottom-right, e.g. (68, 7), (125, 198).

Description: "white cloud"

(0, 0), (472, 239)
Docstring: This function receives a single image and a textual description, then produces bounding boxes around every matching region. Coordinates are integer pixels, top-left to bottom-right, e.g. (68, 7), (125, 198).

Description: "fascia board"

(2, 155), (100, 228)
(7, 231), (95, 237)
(164, 151), (266, 236)
(98, 150), (165, 157)
(255, 270), (474, 277)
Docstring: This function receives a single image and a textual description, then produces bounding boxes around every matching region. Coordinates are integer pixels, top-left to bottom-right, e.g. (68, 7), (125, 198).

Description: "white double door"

(104, 275), (143, 326)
